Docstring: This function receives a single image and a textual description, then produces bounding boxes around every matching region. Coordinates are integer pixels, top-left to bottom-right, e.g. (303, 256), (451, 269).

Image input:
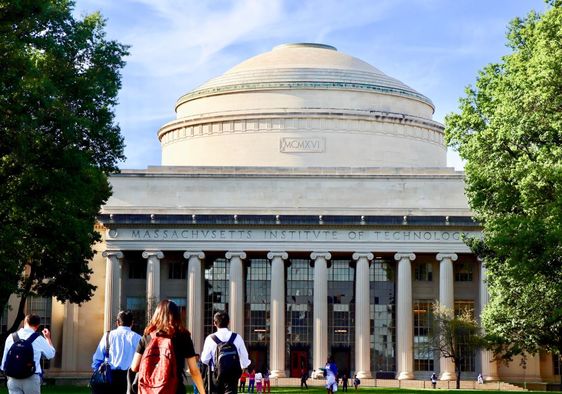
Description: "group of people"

(238, 368), (271, 393)
(94, 300), (251, 394)
(1, 301), (250, 394)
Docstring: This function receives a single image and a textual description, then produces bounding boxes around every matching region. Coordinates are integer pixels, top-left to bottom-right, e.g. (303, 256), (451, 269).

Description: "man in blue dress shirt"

(92, 310), (141, 394)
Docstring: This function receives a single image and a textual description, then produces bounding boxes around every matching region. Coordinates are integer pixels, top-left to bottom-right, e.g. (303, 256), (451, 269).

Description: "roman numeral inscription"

(280, 137), (325, 153)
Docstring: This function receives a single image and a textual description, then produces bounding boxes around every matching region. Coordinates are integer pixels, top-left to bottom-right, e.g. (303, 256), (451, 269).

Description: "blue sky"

(74, 0), (546, 170)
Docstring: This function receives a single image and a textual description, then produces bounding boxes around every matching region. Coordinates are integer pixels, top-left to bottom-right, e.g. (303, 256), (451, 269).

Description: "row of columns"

(102, 249), (498, 380)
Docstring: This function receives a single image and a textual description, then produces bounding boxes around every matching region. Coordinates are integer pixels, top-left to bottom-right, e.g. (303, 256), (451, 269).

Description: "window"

(129, 260), (147, 279)
(454, 262), (473, 282)
(328, 260), (354, 347)
(169, 261), (187, 279)
(168, 297), (187, 323)
(413, 300), (435, 371)
(415, 263), (433, 281)
(27, 296), (52, 329)
(126, 296), (147, 334)
(370, 259), (396, 373)
(204, 258), (230, 338)
(287, 259), (313, 346)
(454, 300), (476, 372)
(244, 259), (270, 345)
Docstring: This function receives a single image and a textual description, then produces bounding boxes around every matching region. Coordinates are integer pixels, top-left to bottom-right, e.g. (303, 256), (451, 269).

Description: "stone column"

(143, 250), (164, 318)
(353, 252), (374, 379)
(437, 253), (458, 380)
(185, 251), (205, 353)
(311, 252), (331, 377)
(479, 260), (499, 381)
(395, 253), (416, 380)
(268, 251), (288, 378)
(102, 250), (123, 331)
(226, 251), (246, 335)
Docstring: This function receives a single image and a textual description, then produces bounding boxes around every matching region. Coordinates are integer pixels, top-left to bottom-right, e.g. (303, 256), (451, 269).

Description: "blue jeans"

(248, 380), (255, 393)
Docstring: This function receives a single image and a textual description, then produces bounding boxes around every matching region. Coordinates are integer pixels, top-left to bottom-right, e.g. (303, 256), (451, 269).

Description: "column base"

(397, 371), (414, 380)
(440, 371), (455, 381)
(356, 371), (372, 379)
(311, 369), (325, 379)
(270, 370), (286, 378)
(484, 376), (499, 382)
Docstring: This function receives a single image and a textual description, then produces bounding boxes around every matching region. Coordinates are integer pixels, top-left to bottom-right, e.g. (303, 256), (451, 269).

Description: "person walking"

(1, 314), (56, 394)
(341, 374), (348, 392)
(353, 375), (360, 390)
(324, 357), (338, 394)
(201, 311), (251, 394)
(430, 372), (438, 389)
(130, 299), (206, 394)
(92, 310), (141, 394)
(300, 367), (309, 389)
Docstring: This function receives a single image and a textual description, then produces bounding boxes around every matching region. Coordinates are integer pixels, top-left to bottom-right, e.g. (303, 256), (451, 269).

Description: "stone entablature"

(158, 110), (445, 147)
(104, 227), (479, 254)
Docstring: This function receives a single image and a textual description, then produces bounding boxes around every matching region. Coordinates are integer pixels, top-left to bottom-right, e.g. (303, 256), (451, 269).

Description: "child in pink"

(255, 371), (263, 393)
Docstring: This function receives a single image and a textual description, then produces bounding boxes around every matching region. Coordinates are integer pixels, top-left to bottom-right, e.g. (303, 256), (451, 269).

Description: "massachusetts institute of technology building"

(6, 43), (560, 384)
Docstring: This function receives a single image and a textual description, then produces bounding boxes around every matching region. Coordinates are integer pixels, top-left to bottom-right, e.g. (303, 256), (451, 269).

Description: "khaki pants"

(7, 374), (41, 394)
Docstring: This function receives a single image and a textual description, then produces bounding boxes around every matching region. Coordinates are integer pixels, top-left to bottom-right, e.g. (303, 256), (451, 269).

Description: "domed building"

(14, 43), (558, 385)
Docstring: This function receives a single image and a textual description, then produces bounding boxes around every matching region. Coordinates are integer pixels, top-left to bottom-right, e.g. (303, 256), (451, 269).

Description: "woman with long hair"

(130, 299), (206, 394)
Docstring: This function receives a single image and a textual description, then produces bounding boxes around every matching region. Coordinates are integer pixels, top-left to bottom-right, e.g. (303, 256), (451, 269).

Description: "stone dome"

(158, 43), (446, 168)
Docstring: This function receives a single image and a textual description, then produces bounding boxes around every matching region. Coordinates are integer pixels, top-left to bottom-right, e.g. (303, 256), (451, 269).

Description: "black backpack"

(4, 332), (40, 379)
(211, 333), (242, 384)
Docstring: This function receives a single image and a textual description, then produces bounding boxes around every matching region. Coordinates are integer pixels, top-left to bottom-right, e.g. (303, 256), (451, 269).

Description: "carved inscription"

(280, 137), (325, 153)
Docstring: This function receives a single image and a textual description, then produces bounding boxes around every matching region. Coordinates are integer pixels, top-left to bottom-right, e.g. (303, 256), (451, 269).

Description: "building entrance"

(332, 346), (351, 377)
(248, 345), (267, 373)
(290, 347), (309, 378)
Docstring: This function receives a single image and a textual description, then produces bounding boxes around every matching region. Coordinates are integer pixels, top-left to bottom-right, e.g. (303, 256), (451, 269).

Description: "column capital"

(310, 251), (331, 260)
(184, 251), (205, 260)
(436, 253), (458, 262)
(352, 252), (374, 261)
(102, 250), (123, 259)
(267, 251), (288, 260)
(394, 252), (416, 262)
(226, 251), (246, 260)
(142, 250), (164, 259)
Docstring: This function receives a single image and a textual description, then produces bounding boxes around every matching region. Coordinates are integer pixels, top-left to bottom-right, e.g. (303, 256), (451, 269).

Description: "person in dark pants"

(92, 310), (141, 394)
(342, 374), (348, 392)
(201, 311), (251, 394)
(300, 367), (309, 389)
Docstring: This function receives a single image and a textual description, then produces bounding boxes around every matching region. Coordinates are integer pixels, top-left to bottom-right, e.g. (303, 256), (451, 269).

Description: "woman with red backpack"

(130, 299), (206, 394)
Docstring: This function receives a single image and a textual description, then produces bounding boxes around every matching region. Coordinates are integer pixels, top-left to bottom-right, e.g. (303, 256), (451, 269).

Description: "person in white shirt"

(255, 371), (263, 393)
(201, 311), (251, 394)
(92, 310), (141, 394)
(1, 314), (56, 394)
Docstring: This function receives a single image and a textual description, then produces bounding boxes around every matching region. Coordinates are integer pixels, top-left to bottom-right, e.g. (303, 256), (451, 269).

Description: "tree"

(445, 1), (562, 385)
(428, 304), (482, 389)
(0, 0), (128, 338)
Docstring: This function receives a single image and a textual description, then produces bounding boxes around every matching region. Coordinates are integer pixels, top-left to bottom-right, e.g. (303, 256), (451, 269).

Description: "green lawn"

(0, 387), (557, 394)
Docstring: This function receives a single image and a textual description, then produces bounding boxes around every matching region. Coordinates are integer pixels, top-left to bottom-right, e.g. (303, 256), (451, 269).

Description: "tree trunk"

(455, 363), (461, 389)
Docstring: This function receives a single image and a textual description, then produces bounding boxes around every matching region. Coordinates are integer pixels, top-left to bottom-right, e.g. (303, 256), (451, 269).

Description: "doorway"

(248, 345), (268, 373)
(331, 346), (351, 377)
(290, 347), (310, 378)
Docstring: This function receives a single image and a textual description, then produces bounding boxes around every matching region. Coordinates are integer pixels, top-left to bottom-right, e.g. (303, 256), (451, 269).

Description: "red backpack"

(138, 332), (178, 394)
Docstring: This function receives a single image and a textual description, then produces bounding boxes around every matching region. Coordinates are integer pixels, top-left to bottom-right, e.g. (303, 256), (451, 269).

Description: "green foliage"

(0, 0), (128, 328)
(445, 1), (562, 366)
(428, 304), (482, 389)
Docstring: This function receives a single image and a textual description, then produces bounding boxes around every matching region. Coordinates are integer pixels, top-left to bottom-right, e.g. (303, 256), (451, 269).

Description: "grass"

(0, 387), (558, 394)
